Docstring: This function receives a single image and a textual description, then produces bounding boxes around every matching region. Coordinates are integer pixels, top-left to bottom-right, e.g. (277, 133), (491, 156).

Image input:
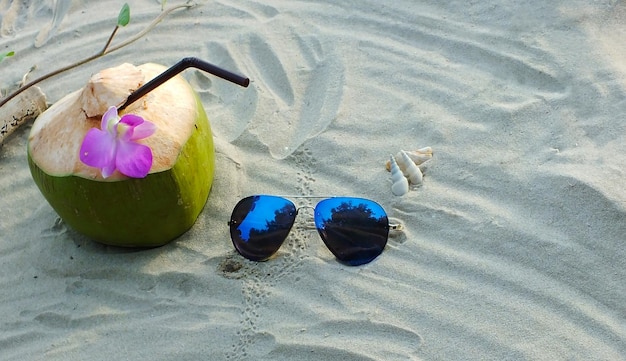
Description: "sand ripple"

(1, 1), (624, 360)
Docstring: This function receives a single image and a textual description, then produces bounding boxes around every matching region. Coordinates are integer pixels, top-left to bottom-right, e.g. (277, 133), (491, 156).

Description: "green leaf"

(0, 51), (15, 63)
(117, 3), (130, 26)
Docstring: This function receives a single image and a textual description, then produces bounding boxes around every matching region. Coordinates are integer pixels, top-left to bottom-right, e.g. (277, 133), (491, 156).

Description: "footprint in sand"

(238, 28), (345, 159)
(189, 41), (258, 143)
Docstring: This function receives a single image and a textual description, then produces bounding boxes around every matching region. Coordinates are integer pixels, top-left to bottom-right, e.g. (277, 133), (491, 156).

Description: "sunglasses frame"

(228, 195), (402, 266)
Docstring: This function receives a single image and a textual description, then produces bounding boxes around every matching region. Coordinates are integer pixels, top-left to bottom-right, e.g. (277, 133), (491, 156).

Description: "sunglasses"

(228, 195), (401, 266)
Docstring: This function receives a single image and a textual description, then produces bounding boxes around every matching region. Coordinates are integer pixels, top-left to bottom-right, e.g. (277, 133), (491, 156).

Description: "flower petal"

(101, 106), (119, 130)
(119, 114), (144, 127)
(101, 163), (117, 178)
(115, 139), (153, 178)
(129, 120), (157, 140)
(79, 128), (117, 169)
(120, 114), (157, 141)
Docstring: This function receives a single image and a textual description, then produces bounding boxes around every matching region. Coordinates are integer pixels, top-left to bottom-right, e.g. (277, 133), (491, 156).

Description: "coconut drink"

(27, 60), (248, 247)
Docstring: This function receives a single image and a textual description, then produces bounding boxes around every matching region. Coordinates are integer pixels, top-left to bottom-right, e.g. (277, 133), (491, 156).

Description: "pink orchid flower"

(79, 106), (157, 178)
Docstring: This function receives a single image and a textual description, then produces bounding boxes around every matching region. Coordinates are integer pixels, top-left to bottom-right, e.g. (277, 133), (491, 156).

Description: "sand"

(1, 0), (625, 360)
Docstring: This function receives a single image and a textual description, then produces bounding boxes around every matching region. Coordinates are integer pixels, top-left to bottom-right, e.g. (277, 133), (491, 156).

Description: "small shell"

(389, 154), (409, 196)
(401, 150), (423, 185)
(385, 147), (433, 171)
(405, 147), (433, 164)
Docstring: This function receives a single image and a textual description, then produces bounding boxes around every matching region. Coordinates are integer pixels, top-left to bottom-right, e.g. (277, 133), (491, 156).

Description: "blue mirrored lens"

(229, 196), (297, 261)
(314, 197), (389, 265)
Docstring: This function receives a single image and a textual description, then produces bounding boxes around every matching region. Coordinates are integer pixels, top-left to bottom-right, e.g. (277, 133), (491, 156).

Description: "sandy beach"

(1, 0), (625, 360)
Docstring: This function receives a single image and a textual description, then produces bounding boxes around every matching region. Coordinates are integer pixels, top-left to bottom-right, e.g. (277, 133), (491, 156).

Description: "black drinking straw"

(118, 57), (250, 111)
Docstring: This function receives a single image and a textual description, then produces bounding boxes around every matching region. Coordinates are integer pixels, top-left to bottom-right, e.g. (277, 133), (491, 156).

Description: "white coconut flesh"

(28, 63), (198, 180)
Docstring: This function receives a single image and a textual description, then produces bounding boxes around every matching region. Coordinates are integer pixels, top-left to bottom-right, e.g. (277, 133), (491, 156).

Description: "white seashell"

(389, 154), (409, 196)
(401, 150), (423, 185)
(392, 151), (411, 173)
(405, 147), (433, 165)
(385, 147), (433, 171)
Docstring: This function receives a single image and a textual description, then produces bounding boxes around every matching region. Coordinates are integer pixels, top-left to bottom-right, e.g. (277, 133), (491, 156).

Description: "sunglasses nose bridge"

(295, 205), (315, 218)
(294, 205), (319, 231)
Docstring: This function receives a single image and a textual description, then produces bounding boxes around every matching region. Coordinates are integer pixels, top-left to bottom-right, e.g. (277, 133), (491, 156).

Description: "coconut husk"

(28, 63), (198, 181)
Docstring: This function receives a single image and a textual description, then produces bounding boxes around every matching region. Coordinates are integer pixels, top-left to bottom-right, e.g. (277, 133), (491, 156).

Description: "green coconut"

(28, 63), (214, 247)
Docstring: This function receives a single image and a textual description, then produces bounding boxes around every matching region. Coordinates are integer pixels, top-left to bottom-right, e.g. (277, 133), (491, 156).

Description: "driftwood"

(0, 86), (47, 145)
